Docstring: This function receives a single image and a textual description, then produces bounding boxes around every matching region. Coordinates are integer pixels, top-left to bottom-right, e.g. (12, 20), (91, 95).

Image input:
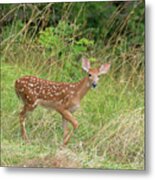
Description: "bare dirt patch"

(20, 147), (82, 168)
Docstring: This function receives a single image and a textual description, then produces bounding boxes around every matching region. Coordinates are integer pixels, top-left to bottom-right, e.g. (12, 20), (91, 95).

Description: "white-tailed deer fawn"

(15, 58), (110, 145)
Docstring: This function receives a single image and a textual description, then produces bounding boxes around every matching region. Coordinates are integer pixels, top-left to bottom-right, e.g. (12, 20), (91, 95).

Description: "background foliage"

(1, 1), (144, 169)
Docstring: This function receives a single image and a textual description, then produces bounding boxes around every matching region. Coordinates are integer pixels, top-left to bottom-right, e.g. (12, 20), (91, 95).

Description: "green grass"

(1, 60), (144, 170)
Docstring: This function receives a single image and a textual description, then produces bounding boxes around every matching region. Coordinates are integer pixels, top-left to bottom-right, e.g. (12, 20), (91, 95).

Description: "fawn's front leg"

(63, 119), (69, 140)
(62, 119), (74, 145)
(59, 109), (78, 145)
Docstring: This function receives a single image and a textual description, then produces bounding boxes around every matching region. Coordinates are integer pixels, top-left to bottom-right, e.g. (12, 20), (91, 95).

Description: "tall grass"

(1, 2), (144, 170)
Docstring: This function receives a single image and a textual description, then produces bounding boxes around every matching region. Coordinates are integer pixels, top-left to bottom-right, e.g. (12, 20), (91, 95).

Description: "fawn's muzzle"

(92, 83), (97, 88)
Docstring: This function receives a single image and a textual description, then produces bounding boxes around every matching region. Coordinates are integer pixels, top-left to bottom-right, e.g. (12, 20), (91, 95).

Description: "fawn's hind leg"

(19, 104), (36, 142)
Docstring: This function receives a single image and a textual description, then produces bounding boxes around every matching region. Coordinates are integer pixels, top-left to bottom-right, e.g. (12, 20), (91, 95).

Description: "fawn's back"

(15, 75), (81, 112)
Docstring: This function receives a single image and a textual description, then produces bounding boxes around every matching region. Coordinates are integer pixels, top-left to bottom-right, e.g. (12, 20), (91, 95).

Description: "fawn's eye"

(88, 74), (92, 77)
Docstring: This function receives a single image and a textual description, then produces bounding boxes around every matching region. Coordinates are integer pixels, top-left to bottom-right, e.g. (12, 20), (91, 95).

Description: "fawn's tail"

(15, 80), (21, 99)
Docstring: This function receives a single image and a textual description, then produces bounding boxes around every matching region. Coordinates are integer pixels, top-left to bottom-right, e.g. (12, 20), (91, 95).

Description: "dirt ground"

(19, 148), (82, 168)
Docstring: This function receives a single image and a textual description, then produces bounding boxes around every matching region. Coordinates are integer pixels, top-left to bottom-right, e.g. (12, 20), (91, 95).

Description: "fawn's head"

(82, 58), (111, 88)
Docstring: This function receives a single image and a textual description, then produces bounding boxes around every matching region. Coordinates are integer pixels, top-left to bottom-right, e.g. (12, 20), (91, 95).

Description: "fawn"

(15, 58), (110, 145)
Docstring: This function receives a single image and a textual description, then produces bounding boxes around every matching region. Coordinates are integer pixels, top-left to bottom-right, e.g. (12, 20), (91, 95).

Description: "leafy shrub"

(38, 20), (94, 60)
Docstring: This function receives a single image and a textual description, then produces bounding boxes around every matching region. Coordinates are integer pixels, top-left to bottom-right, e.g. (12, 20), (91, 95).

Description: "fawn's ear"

(99, 64), (111, 75)
(82, 58), (90, 72)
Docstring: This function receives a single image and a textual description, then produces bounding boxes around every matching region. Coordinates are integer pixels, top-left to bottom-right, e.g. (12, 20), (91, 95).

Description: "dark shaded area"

(0, 1), (144, 45)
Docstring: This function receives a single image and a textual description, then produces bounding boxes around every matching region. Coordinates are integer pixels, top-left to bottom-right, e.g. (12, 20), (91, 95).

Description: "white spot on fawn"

(53, 85), (56, 90)
(29, 83), (34, 87)
(55, 92), (60, 96)
(70, 84), (74, 88)
(62, 89), (65, 93)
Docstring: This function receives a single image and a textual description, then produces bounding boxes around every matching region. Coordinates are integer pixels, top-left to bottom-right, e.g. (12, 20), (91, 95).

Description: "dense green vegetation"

(1, 1), (144, 169)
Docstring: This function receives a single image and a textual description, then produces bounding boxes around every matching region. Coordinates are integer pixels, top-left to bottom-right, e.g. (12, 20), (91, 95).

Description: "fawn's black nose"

(92, 83), (97, 88)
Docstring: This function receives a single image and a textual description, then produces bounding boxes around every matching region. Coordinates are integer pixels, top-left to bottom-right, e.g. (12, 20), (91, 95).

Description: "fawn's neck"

(76, 76), (91, 100)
